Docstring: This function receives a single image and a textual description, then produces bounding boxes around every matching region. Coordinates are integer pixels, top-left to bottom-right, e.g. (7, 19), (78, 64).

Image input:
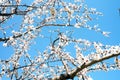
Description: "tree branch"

(52, 52), (120, 80)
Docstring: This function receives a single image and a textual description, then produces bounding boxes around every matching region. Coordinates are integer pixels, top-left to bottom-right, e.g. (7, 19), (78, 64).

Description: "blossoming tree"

(0, 0), (120, 80)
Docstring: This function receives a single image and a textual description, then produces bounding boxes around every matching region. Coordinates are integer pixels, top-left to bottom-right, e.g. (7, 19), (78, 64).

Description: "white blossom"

(87, 76), (93, 80)
(3, 43), (7, 47)
(102, 31), (111, 37)
(74, 23), (82, 28)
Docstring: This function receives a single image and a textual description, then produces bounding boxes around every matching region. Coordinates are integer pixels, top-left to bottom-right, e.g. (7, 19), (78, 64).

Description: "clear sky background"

(0, 0), (120, 80)
(86, 0), (120, 45)
(85, 0), (120, 80)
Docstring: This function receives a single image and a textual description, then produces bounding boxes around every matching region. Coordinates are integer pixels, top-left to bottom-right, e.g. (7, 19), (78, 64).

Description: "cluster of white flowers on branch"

(0, 0), (119, 80)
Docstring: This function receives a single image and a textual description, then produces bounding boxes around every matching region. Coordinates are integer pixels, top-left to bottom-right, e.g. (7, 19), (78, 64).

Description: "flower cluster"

(0, 0), (120, 80)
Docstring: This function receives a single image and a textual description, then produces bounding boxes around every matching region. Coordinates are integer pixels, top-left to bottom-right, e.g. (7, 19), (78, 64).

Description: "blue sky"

(85, 0), (120, 80)
(86, 0), (120, 45)
(0, 0), (120, 80)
